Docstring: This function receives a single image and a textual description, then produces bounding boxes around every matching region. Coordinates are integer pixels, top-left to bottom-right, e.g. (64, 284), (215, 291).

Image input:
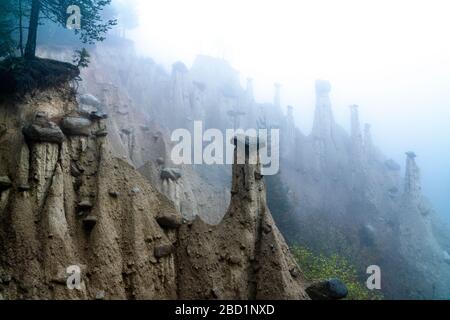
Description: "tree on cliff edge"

(1, 0), (30, 58)
(24, 0), (116, 59)
(0, 0), (15, 57)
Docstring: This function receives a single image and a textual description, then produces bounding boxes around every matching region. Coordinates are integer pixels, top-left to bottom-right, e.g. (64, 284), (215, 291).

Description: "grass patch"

(292, 245), (384, 300)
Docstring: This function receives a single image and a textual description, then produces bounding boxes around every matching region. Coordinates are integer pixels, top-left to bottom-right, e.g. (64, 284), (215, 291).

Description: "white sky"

(126, 0), (450, 219)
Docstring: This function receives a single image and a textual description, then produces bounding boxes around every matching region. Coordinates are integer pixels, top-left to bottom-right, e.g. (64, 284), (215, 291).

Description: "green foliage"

(266, 173), (297, 243)
(42, 0), (117, 44)
(45, 0), (117, 44)
(24, 0), (117, 58)
(0, 22), (16, 58)
(291, 245), (383, 300)
(72, 48), (90, 68)
(0, 0), (25, 57)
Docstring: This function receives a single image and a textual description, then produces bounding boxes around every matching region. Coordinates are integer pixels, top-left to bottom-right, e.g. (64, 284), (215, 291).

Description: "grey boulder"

(79, 94), (101, 108)
(306, 278), (348, 300)
(61, 117), (92, 136)
(23, 121), (64, 144)
(160, 168), (181, 181)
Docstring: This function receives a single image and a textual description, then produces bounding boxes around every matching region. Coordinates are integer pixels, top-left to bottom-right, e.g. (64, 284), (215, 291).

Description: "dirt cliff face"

(0, 80), (309, 300)
(0, 84), (179, 299)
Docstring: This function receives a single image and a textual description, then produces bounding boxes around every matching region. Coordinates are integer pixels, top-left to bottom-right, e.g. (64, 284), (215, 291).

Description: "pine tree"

(266, 173), (297, 244)
(0, 0), (28, 58)
(0, 0), (14, 57)
(24, 0), (116, 59)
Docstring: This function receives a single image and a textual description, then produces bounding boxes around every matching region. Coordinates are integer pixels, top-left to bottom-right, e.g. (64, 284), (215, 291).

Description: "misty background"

(115, 0), (449, 222)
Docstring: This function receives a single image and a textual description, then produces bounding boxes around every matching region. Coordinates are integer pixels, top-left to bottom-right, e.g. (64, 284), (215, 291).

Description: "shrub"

(73, 48), (91, 69)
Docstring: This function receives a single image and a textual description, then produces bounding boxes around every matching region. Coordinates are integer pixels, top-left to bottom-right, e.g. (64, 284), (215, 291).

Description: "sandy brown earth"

(0, 83), (309, 300)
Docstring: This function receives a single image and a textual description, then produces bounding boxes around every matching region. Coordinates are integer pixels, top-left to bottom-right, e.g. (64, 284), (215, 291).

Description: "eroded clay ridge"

(176, 136), (309, 299)
(0, 82), (308, 300)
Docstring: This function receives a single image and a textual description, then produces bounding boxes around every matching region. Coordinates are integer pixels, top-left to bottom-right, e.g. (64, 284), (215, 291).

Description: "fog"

(121, 0), (450, 222)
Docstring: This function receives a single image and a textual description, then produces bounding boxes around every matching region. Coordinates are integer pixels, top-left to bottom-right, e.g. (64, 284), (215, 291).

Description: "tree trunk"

(24, 0), (41, 60)
(18, 0), (24, 57)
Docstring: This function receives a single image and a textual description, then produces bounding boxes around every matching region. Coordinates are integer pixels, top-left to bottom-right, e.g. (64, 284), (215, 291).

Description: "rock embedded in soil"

(89, 111), (108, 120)
(22, 122), (64, 144)
(156, 214), (182, 229)
(95, 291), (105, 300)
(0, 124), (6, 136)
(160, 168), (182, 181)
(108, 191), (119, 198)
(0, 176), (12, 190)
(78, 200), (93, 211)
(82, 215), (98, 229)
(154, 244), (174, 258)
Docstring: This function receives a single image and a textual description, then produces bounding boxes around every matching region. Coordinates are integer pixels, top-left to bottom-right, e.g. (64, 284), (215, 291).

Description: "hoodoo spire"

(312, 80), (334, 140)
(286, 105), (295, 133)
(349, 105), (362, 142)
(404, 151), (421, 196)
(364, 123), (373, 157)
(176, 134), (310, 299)
(282, 105), (296, 158)
(273, 82), (281, 108)
(170, 61), (190, 128)
(246, 77), (254, 101)
(349, 104), (363, 160)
